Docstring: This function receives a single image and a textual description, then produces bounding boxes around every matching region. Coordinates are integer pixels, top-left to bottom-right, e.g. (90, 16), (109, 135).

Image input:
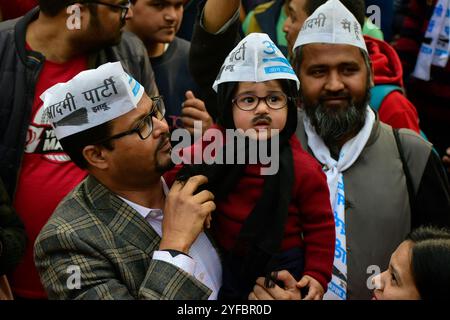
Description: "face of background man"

(298, 43), (371, 151)
(76, 0), (133, 50)
(127, 0), (184, 46)
(283, 0), (309, 55)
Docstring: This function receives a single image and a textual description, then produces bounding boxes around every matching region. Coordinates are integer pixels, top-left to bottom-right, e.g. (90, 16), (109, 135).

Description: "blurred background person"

(392, 0), (450, 163)
(127, 0), (212, 135)
(0, 177), (26, 300)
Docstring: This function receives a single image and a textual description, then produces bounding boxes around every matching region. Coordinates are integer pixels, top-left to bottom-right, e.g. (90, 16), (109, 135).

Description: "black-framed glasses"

(99, 96), (166, 143)
(81, 1), (132, 20)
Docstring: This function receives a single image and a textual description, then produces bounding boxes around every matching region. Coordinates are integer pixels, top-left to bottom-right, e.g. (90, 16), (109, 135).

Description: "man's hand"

(160, 175), (215, 254)
(181, 91), (213, 136)
(248, 270), (302, 300)
(297, 275), (324, 300)
(443, 147), (450, 174)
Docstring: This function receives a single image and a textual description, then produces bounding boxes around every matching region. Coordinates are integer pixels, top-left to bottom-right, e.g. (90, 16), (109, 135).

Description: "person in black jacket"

(0, 0), (158, 299)
(0, 177), (26, 278)
(0, 177), (26, 300)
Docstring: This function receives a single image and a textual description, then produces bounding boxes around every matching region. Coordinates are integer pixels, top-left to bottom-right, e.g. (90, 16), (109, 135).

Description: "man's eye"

(151, 2), (164, 9)
(343, 67), (359, 74)
(390, 273), (397, 285)
(310, 69), (325, 77)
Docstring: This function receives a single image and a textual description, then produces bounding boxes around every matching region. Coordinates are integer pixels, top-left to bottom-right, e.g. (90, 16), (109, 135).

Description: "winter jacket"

(0, 177), (26, 276)
(0, 7), (157, 200)
(366, 35), (420, 133)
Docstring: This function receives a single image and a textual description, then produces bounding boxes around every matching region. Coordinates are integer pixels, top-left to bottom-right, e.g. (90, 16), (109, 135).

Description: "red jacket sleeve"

(379, 91), (420, 134)
(294, 149), (335, 291)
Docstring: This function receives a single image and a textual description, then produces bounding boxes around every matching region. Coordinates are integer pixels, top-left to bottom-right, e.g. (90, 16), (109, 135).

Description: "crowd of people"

(0, 0), (449, 301)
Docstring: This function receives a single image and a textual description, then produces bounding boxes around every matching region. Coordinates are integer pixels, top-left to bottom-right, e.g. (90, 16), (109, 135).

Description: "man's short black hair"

(38, 0), (97, 17)
(38, 0), (73, 16)
(306, 0), (366, 27)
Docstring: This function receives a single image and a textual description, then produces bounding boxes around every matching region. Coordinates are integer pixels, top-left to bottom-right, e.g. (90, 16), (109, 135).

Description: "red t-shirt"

(10, 49), (88, 299)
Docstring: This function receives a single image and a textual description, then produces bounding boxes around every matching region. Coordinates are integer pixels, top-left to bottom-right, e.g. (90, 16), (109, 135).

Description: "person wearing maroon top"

(170, 33), (335, 300)
(0, 0), (158, 299)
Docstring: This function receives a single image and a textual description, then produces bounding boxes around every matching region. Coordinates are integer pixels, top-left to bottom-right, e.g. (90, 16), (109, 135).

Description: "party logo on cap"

(212, 33), (299, 91)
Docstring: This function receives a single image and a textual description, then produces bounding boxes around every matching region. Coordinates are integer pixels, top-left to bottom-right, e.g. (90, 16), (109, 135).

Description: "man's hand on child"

(297, 275), (324, 300)
(248, 270), (302, 300)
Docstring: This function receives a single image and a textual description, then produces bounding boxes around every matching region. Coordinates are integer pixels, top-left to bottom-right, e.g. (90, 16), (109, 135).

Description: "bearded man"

(292, 0), (450, 300)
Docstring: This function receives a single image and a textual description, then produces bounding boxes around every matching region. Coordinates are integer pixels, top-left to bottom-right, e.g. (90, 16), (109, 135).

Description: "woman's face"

(232, 80), (288, 140)
(372, 241), (421, 300)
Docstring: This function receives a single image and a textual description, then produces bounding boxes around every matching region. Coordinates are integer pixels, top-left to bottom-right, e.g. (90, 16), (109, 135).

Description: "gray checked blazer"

(34, 175), (213, 300)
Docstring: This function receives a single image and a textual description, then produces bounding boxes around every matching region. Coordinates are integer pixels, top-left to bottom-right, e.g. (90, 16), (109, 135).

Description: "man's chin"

(111, 32), (123, 46)
(155, 157), (175, 174)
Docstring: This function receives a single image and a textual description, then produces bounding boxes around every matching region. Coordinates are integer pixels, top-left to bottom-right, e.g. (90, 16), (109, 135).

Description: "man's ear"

(82, 145), (109, 170)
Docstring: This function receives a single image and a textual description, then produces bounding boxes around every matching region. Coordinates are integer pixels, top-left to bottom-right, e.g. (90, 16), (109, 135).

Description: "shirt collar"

(118, 177), (169, 221)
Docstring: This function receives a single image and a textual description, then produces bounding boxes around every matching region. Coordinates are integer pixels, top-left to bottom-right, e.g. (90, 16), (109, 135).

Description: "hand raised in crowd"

(443, 147), (450, 174)
(181, 91), (213, 136)
(297, 275), (324, 300)
(203, 0), (241, 33)
(248, 270), (302, 300)
(160, 175), (215, 254)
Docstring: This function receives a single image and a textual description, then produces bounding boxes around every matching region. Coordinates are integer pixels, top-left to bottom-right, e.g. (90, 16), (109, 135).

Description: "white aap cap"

(40, 62), (145, 140)
(293, 0), (367, 53)
(212, 33), (300, 92)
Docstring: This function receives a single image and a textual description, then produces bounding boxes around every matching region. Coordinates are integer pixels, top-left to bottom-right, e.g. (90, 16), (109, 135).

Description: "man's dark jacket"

(0, 8), (157, 199)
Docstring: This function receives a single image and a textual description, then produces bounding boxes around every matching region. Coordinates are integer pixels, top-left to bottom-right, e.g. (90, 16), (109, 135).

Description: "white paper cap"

(212, 33), (300, 92)
(40, 62), (145, 140)
(293, 0), (367, 53)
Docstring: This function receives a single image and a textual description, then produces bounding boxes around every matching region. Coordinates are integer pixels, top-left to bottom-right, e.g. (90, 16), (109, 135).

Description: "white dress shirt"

(119, 178), (222, 299)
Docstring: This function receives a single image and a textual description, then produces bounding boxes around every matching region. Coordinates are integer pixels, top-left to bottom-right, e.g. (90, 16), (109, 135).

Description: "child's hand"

(297, 275), (324, 300)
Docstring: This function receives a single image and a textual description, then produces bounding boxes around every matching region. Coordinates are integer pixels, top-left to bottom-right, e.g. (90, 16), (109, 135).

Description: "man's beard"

(74, 15), (124, 52)
(302, 89), (370, 152)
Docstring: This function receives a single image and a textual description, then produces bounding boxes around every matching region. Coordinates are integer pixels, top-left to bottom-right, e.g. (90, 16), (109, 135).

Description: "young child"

(167, 33), (335, 300)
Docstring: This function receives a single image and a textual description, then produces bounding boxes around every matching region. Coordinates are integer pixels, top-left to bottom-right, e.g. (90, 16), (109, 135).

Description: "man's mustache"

(319, 93), (351, 102)
(157, 132), (171, 151)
